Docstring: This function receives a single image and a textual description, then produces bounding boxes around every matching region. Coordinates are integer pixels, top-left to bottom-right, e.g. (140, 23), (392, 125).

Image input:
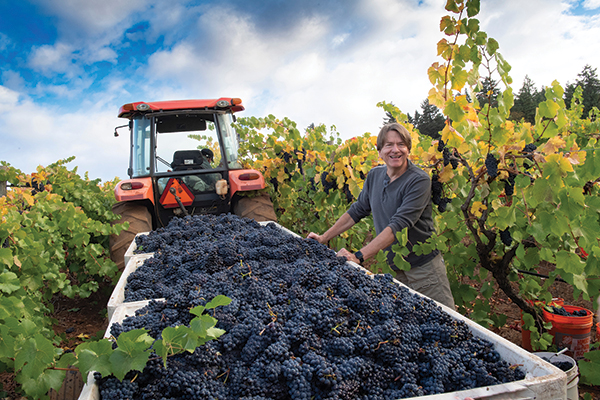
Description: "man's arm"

(337, 226), (396, 263)
(307, 212), (356, 244)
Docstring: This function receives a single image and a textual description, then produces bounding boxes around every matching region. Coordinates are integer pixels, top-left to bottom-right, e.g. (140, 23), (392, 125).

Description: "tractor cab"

(112, 98), (273, 233)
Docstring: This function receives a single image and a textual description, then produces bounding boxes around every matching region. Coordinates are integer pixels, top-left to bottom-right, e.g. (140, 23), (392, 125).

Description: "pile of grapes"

(539, 356), (573, 372)
(97, 214), (526, 399)
(548, 306), (589, 317)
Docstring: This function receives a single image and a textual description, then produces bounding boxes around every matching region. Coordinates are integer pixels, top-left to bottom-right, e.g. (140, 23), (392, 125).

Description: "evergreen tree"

(415, 99), (445, 139)
(476, 77), (500, 109)
(382, 102), (398, 125)
(564, 65), (600, 118)
(511, 75), (544, 123)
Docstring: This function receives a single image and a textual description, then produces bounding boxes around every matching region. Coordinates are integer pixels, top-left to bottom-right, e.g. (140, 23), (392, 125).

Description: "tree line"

(392, 64), (600, 136)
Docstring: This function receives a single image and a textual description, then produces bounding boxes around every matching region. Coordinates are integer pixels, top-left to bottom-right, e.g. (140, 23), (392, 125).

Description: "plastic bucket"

(534, 352), (579, 400)
(520, 298), (564, 351)
(542, 305), (593, 360)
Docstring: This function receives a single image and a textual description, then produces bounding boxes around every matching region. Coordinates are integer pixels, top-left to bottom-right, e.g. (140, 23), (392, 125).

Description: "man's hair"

(201, 148), (214, 160)
(377, 123), (412, 152)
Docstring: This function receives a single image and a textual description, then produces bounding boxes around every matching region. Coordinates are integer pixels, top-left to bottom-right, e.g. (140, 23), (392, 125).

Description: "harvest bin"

(81, 222), (567, 400)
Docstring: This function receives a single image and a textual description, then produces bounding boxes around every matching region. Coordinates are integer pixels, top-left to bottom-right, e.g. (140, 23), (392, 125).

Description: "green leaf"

(109, 347), (150, 381)
(486, 38), (499, 55)
(579, 350), (600, 385)
(190, 314), (218, 335)
(75, 340), (114, 377)
(466, 0), (480, 17)
(0, 271), (20, 294)
(108, 329), (154, 379)
(204, 295), (232, 311)
(0, 248), (13, 267)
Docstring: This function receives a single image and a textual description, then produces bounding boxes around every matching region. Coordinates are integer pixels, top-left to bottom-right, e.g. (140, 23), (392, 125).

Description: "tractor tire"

(109, 201), (152, 271)
(233, 194), (277, 222)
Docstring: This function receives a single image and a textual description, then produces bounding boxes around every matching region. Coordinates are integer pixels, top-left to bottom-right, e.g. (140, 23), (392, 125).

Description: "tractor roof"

(118, 98), (244, 118)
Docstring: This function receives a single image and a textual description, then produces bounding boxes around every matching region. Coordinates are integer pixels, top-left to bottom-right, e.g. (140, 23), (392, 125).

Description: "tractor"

(109, 98), (277, 270)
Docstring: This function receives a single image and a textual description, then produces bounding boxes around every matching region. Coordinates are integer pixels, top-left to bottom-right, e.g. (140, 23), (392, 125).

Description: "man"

(307, 123), (455, 308)
(200, 148), (214, 168)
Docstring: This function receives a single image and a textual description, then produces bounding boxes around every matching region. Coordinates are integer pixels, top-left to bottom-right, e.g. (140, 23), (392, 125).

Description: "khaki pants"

(394, 253), (455, 309)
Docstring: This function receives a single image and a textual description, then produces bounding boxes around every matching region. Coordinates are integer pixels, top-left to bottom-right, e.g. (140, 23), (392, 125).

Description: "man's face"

(378, 130), (409, 170)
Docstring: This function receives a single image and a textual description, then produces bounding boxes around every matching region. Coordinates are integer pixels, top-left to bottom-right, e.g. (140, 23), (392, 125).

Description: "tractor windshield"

(216, 113), (243, 169)
(131, 117), (152, 177)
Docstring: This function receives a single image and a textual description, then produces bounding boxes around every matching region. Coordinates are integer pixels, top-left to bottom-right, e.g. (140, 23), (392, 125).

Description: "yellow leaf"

(438, 165), (454, 182)
(540, 136), (565, 154)
(440, 124), (465, 148)
(13, 255), (21, 268)
(428, 88), (446, 109)
(546, 154), (573, 173)
(470, 201), (487, 218)
(22, 192), (35, 207)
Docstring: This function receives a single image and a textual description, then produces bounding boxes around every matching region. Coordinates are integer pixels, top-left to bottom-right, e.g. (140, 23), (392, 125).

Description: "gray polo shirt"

(347, 162), (438, 268)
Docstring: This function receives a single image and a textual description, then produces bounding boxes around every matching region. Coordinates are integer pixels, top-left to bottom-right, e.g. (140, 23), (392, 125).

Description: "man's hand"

(337, 248), (360, 264)
(307, 232), (325, 244)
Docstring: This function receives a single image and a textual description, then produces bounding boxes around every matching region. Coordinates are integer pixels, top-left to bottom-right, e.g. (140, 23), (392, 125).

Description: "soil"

(1, 266), (599, 399)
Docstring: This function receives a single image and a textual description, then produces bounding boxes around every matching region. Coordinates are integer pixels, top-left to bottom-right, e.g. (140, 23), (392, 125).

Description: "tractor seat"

(172, 150), (205, 171)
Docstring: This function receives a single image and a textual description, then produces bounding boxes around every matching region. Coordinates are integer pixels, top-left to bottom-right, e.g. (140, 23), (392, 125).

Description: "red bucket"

(521, 298), (564, 351)
(542, 305), (593, 360)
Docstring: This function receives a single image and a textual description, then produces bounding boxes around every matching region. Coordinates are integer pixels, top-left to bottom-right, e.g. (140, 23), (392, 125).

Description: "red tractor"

(109, 98), (277, 270)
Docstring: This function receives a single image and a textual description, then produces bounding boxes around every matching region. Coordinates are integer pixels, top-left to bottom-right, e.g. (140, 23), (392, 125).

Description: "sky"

(1, 0), (599, 182)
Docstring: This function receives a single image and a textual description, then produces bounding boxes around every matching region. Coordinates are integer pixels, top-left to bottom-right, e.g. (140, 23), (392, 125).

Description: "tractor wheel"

(233, 194), (277, 222)
(109, 201), (152, 271)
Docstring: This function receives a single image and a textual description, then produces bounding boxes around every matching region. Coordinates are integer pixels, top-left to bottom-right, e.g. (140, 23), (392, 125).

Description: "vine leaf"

(75, 340), (114, 378)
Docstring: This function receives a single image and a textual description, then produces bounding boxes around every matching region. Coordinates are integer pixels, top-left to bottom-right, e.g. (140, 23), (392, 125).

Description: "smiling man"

(307, 123), (455, 308)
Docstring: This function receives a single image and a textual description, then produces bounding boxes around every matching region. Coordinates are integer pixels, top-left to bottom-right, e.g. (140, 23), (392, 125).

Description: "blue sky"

(1, 0), (599, 182)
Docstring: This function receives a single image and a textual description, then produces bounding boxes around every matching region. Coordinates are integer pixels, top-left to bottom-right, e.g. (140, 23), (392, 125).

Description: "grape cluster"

(540, 357), (573, 372)
(522, 144), (537, 169)
(549, 306), (588, 317)
(100, 214), (526, 399)
(499, 228), (512, 247)
(485, 154), (498, 178)
(320, 172), (336, 195)
(431, 174), (451, 212)
(503, 173), (516, 196)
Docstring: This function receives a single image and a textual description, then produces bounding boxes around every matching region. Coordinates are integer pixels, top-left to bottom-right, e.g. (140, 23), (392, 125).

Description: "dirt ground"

(1, 268), (599, 399)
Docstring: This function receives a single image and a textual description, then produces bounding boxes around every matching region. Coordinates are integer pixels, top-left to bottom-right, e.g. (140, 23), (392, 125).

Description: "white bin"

(123, 231), (153, 268)
(107, 254), (159, 321)
(84, 222), (567, 399)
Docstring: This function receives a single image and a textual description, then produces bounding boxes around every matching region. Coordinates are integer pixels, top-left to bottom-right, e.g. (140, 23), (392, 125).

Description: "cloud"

(27, 42), (75, 75)
(583, 0), (600, 10)
(479, 0), (600, 90)
(0, 90), (129, 180)
(0, 33), (13, 52)
(31, 0), (148, 38)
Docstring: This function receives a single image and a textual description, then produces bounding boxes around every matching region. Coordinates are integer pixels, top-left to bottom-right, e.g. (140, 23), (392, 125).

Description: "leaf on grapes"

(161, 326), (198, 354)
(204, 295), (232, 311)
(115, 329), (154, 354)
(75, 340), (113, 377)
(205, 327), (226, 340)
(190, 314), (218, 335)
(109, 348), (150, 381)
